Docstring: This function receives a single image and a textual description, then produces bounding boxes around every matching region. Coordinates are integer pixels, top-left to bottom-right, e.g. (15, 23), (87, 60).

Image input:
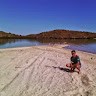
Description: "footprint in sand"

(81, 74), (90, 86)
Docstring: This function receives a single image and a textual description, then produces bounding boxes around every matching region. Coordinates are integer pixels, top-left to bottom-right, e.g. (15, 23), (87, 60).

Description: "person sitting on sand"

(66, 50), (81, 74)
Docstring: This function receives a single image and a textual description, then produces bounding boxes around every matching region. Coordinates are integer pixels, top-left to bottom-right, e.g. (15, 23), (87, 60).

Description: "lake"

(0, 39), (96, 54)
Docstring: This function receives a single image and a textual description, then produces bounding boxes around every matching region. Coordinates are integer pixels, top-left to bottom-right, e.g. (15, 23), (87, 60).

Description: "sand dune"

(0, 45), (96, 96)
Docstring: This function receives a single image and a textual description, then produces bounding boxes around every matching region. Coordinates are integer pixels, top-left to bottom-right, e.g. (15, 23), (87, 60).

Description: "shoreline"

(0, 44), (96, 96)
(0, 43), (96, 55)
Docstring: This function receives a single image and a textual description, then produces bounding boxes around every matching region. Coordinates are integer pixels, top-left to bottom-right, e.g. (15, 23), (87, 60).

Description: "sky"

(0, 0), (96, 35)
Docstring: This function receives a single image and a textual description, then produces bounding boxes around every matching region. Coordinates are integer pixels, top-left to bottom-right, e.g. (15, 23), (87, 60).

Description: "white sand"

(0, 44), (96, 96)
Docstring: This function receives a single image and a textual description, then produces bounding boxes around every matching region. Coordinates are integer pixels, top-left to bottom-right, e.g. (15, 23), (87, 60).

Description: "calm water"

(0, 39), (43, 48)
(0, 39), (96, 54)
(65, 43), (96, 54)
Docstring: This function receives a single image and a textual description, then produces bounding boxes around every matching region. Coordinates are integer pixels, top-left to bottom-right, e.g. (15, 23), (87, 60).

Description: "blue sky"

(0, 0), (96, 35)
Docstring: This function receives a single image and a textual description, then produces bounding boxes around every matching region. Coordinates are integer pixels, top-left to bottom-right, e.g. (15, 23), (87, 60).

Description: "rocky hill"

(27, 30), (96, 39)
(0, 31), (21, 38)
(1, 30), (96, 39)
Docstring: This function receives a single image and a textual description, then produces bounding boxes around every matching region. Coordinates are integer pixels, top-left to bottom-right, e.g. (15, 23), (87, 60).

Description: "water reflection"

(31, 39), (96, 45)
(0, 39), (42, 49)
(0, 39), (18, 45)
(0, 39), (96, 46)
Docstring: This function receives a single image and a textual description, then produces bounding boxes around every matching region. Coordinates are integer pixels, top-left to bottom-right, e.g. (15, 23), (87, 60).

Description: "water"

(65, 43), (96, 54)
(0, 39), (43, 49)
(0, 39), (96, 54)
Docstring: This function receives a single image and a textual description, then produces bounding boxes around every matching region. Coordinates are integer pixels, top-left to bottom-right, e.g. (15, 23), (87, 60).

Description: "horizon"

(1, 29), (96, 36)
(0, 0), (96, 35)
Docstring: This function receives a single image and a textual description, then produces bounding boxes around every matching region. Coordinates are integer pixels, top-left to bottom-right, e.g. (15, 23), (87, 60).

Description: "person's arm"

(76, 56), (81, 66)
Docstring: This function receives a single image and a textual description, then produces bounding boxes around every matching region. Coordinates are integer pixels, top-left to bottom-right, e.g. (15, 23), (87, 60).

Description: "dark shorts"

(72, 63), (81, 68)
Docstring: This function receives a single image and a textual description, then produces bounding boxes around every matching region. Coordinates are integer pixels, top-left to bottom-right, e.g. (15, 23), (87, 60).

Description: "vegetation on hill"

(0, 29), (96, 39)
(27, 30), (96, 39)
(0, 31), (21, 38)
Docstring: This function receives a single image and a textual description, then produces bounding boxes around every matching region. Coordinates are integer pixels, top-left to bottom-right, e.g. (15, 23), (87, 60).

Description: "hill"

(1, 30), (96, 39)
(0, 31), (21, 38)
(27, 30), (96, 39)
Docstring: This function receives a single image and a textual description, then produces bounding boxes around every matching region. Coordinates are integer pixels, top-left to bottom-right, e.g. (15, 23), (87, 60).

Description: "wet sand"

(0, 44), (96, 96)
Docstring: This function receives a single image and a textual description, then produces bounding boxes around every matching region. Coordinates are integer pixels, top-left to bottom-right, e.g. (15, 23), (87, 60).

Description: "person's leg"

(72, 66), (75, 72)
(76, 64), (80, 74)
(66, 63), (75, 72)
(70, 64), (75, 72)
(66, 63), (71, 68)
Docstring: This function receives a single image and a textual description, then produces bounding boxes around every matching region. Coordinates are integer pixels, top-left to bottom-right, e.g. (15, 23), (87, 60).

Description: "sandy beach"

(0, 44), (96, 96)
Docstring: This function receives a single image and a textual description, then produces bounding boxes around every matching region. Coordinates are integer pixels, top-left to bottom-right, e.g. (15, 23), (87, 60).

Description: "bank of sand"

(0, 44), (96, 96)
